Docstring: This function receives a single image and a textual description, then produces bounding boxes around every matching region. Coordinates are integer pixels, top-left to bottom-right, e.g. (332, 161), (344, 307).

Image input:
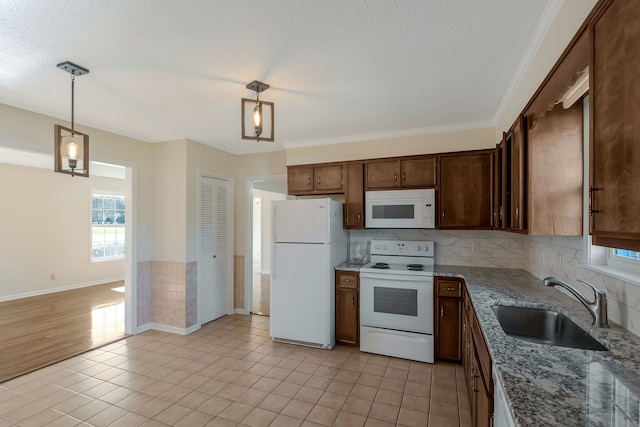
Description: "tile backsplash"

(349, 229), (640, 337)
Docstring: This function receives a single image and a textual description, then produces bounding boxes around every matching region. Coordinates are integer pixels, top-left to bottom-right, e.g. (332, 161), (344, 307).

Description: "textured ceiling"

(0, 1), (552, 155)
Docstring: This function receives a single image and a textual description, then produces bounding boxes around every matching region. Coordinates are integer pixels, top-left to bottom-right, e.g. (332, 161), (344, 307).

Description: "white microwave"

(365, 189), (435, 229)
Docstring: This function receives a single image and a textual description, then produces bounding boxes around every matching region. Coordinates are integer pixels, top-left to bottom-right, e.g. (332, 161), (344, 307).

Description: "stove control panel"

(369, 240), (434, 257)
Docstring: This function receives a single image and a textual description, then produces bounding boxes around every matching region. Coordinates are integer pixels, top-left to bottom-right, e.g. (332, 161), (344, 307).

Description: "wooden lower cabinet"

(435, 277), (462, 361)
(336, 271), (359, 346)
(460, 281), (494, 427)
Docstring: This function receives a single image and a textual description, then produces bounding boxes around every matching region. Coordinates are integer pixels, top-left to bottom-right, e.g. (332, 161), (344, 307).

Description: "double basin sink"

(491, 305), (607, 351)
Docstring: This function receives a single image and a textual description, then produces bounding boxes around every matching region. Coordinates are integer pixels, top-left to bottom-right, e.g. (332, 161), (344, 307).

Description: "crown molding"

(492, 0), (564, 125)
(282, 120), (496, 150)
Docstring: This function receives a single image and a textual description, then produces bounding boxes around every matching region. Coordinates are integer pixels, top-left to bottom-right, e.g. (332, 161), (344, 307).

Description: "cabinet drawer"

(437, 280), (461, 298)
(338, 272), (358, 289)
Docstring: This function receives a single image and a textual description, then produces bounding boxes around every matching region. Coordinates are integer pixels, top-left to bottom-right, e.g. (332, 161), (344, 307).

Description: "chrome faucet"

(543, 277), (609, 328)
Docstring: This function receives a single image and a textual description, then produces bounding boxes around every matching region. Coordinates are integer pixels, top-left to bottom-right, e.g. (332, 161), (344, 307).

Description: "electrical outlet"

(50, 274), (55, 280)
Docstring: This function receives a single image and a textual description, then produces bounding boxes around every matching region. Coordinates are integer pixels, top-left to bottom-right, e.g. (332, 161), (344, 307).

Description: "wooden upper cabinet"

(589, 0), (640, 251)
(287, 165), (315, 195)
(315, 164), (343, 193)
(400, 157), (436, 188)
(526, 102), (583, 236)
(365, 159), (401, 190)
(500, 117), (527, 232)
(344, 162), (365, 229)
(365, 156), (436, 190)
(438, 150), (493, 229)
(287, 163), (343, 195)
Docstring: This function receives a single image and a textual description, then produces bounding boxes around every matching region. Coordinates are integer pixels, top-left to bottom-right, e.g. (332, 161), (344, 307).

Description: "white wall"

(0, 162), (126, 298)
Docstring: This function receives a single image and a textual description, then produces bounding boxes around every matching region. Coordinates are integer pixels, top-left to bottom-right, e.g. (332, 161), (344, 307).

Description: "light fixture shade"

(54, 124), (90, 177)
(242, 98), (274, 142)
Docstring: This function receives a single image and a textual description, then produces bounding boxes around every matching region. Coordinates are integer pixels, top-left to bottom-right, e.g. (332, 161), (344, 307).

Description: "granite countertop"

(434, 266), (640, 427)
(335, 262), (368, 272)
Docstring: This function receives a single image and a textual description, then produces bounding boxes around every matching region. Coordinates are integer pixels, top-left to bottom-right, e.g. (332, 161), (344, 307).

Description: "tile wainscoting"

(136, 260), (197, 330)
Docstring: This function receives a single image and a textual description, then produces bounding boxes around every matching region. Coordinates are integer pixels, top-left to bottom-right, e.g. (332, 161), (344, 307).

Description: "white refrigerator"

(270, 198), (347, 349)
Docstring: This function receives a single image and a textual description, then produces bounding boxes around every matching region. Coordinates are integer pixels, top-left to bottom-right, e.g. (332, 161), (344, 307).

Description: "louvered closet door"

(200, 176), (229, 324)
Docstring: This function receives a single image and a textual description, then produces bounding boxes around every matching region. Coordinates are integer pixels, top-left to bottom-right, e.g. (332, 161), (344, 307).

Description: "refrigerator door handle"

(272, 244), (276, 281)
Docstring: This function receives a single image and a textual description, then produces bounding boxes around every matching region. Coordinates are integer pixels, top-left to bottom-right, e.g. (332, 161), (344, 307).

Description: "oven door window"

(373, 286), (418, 316)
(371, 204), (415, 219)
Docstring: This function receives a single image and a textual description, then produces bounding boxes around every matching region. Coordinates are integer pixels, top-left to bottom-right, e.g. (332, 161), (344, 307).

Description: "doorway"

(246, 176), (288, 316)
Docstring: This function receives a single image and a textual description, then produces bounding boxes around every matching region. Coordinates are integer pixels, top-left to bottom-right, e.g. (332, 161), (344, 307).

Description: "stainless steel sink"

(491, 305), (608, 351)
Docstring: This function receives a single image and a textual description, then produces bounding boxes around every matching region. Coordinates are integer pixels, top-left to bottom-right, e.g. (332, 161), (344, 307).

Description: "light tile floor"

(0, 315), (471, 426)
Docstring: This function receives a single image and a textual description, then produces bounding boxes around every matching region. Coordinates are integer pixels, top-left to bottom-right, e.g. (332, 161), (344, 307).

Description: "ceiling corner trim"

(281, 120), (496, 151)
(491, 0), (564, 126)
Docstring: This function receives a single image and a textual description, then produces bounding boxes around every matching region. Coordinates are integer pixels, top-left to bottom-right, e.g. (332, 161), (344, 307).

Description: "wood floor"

(0, 282), (125, 383)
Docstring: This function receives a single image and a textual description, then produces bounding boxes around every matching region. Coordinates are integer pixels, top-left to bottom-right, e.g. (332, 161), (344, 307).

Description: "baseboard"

(0, 277), (126, 302)
(135, 322), (200, 335)
(234, 308), (250, 315)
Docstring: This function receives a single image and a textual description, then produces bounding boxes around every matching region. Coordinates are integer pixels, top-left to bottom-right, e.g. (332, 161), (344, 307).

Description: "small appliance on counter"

(270, 198), (347, 349)
(359, 239), (435, 363)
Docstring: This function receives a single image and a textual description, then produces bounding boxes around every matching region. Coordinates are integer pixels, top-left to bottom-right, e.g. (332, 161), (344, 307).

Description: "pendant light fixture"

(54, 61), (90, 177)
(241, 80), (274, 142)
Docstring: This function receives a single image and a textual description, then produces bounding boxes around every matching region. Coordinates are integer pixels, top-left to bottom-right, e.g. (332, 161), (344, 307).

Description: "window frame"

(607, 248), (640, 274)
(91, 191), (126, 263)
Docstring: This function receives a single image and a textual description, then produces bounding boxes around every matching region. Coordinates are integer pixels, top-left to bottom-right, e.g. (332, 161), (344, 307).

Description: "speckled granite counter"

(434, 266), (640, 426)
(335, 262), (367, 272)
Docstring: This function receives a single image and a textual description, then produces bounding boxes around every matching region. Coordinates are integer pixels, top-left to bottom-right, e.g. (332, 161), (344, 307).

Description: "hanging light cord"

(71, 74), (75, 132)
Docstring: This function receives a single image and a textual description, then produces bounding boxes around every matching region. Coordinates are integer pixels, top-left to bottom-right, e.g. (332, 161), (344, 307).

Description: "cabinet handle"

(442, 210), (445, 221)
(589, 186), (601, 215)
(402, 173), (405, 182)
(317, 177), (320, 184)
(440, 306), (444, 317)
(357, 213), (361, 221)
(307, 177), (311, 186)
(515, 204), (519, 220)
(446, 287), (455, 291)
(351, 297), (354, 307)
(394, 173), (397, 181)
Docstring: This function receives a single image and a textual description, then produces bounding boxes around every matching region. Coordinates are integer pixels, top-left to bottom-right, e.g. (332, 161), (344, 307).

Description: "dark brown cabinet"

(460, 281), (493, 427)
(344, 162), (365, 229)
(365, 156), (436, 190)
(287, 163), (343, 195)
(435, 277), (462, 361)
(336, 271), (359, 346)
(438, 151), (494, 229)
(499, 117), (527, 232)
(589, 0), (640, 251)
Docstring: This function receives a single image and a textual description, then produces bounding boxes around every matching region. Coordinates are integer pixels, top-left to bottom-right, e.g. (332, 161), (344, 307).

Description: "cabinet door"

(510, 117), (526, 231)
(590, 0), (640, 251)
(344, 163), (365, 229)
(527, 103), (583, 236)
(315, 164), (343, 193)
(365, 160), (401, 190)
(494, 142), (504, 230)
(287, 166), (314, 195)
(473, 351), (493, 427)
(438, 151), (493, 229)
(336, 272), (359, 346)
(400, 156), (436, 188)
(436, 298), (461, 361)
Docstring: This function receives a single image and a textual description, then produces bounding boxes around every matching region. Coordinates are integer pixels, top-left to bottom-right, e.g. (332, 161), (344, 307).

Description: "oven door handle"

(360, 273), (433, 283)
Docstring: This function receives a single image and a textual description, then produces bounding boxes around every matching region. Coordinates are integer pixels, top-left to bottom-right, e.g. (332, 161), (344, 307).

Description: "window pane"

(614, 249), (640, 260)
(92, 194), (126, 261)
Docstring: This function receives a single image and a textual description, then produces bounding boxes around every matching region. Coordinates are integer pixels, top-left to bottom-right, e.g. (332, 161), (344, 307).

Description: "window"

(92, 193), (125, 262)
(608, 248), (640, 274)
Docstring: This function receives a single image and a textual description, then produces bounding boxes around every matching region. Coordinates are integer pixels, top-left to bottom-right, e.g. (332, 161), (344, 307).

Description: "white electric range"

(359, 239), (435, 363)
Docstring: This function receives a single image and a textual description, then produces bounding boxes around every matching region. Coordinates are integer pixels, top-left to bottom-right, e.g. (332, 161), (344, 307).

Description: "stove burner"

(407, 264), (424, 268)
(371, 263), (390, 269)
